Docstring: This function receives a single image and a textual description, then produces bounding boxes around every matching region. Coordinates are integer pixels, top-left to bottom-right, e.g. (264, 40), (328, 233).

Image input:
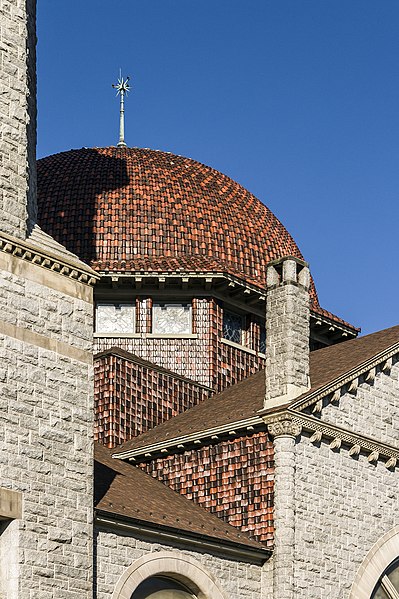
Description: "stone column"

(268, 418), (302, 599)
(0, 0), (37, 238)
(265, 256), (311, 410)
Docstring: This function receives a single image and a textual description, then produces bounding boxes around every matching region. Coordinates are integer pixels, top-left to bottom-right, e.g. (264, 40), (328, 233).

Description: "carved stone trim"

(267, 417), (302, 439)
(0, 232), (98, 286)
(291, 346), (399, 413)
(288, 411), (399, 467)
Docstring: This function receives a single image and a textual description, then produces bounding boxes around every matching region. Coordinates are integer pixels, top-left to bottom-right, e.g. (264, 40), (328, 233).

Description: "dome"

(37, 146), (305, 289)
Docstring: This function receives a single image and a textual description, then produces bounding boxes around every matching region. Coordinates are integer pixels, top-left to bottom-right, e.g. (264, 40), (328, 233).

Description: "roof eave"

(95, 509), (271, 565)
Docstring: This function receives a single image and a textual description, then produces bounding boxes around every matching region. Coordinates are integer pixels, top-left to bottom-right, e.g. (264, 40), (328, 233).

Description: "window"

(222, 309), (243, 344)
(259, 325), (266, 354)
(95, 303), (135, 333)
(152, 303), (192, 334)
(131, 575), (196, 599)
(371, 559), (399, 599)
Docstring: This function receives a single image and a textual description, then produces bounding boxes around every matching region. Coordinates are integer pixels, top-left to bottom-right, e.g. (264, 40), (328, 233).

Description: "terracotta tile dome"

(37, 146), (359, 329)
(37, 146), (306, 285)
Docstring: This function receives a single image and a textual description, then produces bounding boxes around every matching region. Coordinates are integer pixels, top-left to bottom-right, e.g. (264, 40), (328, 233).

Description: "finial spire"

(112, 69), (131, 147)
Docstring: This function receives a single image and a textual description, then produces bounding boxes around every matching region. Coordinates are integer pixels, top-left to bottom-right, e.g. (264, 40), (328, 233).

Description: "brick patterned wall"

(95, 297), (266, 392)
(94, 351), (210, 447)
(0, 0), (37, 238)
(140, 431), (275, 547)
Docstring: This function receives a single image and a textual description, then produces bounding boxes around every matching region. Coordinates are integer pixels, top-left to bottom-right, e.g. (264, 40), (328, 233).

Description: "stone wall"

(320, 361), (399, 447)
(0, 252), (94, 598)
(265, 258), (310, 409)
(95, 527), (266, 599)
(292, 433), (398, 598)
(0, 0), (37, 238)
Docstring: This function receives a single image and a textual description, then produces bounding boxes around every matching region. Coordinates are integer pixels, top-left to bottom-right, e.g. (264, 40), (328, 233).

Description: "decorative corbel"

(329, 437), (341, 451)
(312, 400), (323, 414)
(348, 378), (358, 395)
(368, 451), (379, 463)
(382, 358), (392, 373)
(310, 430), (322, 444)
(385, 457), (397, 470)
(349, 444), (361, 457)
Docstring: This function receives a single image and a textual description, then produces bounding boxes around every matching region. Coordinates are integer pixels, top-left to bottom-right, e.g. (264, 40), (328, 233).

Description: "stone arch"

(349, 525), (399, 599)
(111, 551), (229, 599)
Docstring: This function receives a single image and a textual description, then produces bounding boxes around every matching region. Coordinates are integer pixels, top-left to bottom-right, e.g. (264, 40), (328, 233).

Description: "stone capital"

(267, 417), (302, 439)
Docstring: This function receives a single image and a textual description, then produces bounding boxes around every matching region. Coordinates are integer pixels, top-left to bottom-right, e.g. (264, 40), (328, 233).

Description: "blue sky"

(37, 1), (399, 335)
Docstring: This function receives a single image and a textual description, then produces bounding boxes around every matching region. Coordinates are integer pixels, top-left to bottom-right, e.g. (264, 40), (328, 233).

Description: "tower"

(0, 1), (96, 596)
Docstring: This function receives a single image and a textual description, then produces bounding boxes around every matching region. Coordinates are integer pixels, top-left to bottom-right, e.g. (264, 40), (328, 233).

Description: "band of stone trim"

(0, 319), (92, 364)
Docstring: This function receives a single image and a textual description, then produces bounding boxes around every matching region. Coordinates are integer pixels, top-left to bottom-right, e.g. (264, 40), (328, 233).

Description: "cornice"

(99, 270), (356, 336)
(263, 409), (399, 469)
(0, 231), (98, 286)
(291, 346), (399, 414)
(113, 415), (264, 462)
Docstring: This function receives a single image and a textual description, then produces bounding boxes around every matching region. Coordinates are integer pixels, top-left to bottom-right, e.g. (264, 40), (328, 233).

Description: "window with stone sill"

(152, 303), (192, 334)
(131, 575), (196, 598)
(222, 309), (244, 345)
(95, 303), (135, 334)
(371, 558), (399, 599)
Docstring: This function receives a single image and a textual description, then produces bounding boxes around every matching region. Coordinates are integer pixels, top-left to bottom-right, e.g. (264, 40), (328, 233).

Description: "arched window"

(371, 559), (399, 599)
(111, 551), (227, 599)
(131, 575), (197, 599)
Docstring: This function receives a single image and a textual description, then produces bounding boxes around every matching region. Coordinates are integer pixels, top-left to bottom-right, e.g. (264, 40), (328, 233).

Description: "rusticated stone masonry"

(265, 257), (310, 409)
(0, 255), (95, 599)
(0, 0), (37, 238)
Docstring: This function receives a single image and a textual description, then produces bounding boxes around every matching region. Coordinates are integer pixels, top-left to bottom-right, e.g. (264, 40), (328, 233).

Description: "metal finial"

(112, 70), (131, 147)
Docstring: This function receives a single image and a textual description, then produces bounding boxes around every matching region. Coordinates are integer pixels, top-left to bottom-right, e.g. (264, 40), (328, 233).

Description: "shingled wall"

(139, 431), (275, 547)
(95, 297), (266, 393)
(94, 349), (211, 447)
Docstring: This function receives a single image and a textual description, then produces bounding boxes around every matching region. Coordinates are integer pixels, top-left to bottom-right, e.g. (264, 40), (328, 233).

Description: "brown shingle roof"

(94, 443), (268, 554)
(115, 325), (399, 454)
